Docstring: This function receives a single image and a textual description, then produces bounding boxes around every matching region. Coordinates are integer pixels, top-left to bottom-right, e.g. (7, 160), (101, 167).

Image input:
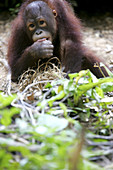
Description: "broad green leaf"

(37, 114), (68, 131)
(74, 77), (113, 105)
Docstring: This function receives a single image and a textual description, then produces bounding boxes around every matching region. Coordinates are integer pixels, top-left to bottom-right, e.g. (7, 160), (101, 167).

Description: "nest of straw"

(8, 57), (65, 96)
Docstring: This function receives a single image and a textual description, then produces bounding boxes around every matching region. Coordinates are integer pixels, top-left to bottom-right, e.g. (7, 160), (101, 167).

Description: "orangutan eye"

(38, 19), (47, 27)
(29, 24), (35, 28)
(27, 23), (36, 31)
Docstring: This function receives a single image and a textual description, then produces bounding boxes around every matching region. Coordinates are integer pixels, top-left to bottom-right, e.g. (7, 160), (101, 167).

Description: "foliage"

(0, 0), (22, 9)
(9, 3), (21, 15)
(0, 70), (113, 169)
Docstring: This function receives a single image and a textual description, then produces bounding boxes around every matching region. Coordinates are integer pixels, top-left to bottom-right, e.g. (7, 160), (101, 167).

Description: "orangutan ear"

(53, 10), (57, 17)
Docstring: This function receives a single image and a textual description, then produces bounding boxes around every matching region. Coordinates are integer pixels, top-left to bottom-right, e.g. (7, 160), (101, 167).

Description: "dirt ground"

(0, 11), (113, 91)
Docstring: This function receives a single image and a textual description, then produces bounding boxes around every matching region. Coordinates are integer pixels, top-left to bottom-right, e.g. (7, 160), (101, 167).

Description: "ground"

(0, 11), (113, 91)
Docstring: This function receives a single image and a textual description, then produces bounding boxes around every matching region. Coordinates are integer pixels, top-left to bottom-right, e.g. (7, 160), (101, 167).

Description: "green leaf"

(0, 107), (20, 126)
(101, 82), (113, 92)
(101, 97), (113, 105)
(74, 77), (113, 105)
(48, 91), (65, 107)
(0, 149), (12, 169)
(59, 103), (67, 117)
(45, 82), (52, 88)
(37, 114), (68, 131)
(0, 93), (17, 109)
(95, 86), (104, 98)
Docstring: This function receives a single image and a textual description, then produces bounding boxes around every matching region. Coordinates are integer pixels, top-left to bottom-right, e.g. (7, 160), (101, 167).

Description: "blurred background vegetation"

(0, 0), (22, 9)
(0, 0), (113, 13)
